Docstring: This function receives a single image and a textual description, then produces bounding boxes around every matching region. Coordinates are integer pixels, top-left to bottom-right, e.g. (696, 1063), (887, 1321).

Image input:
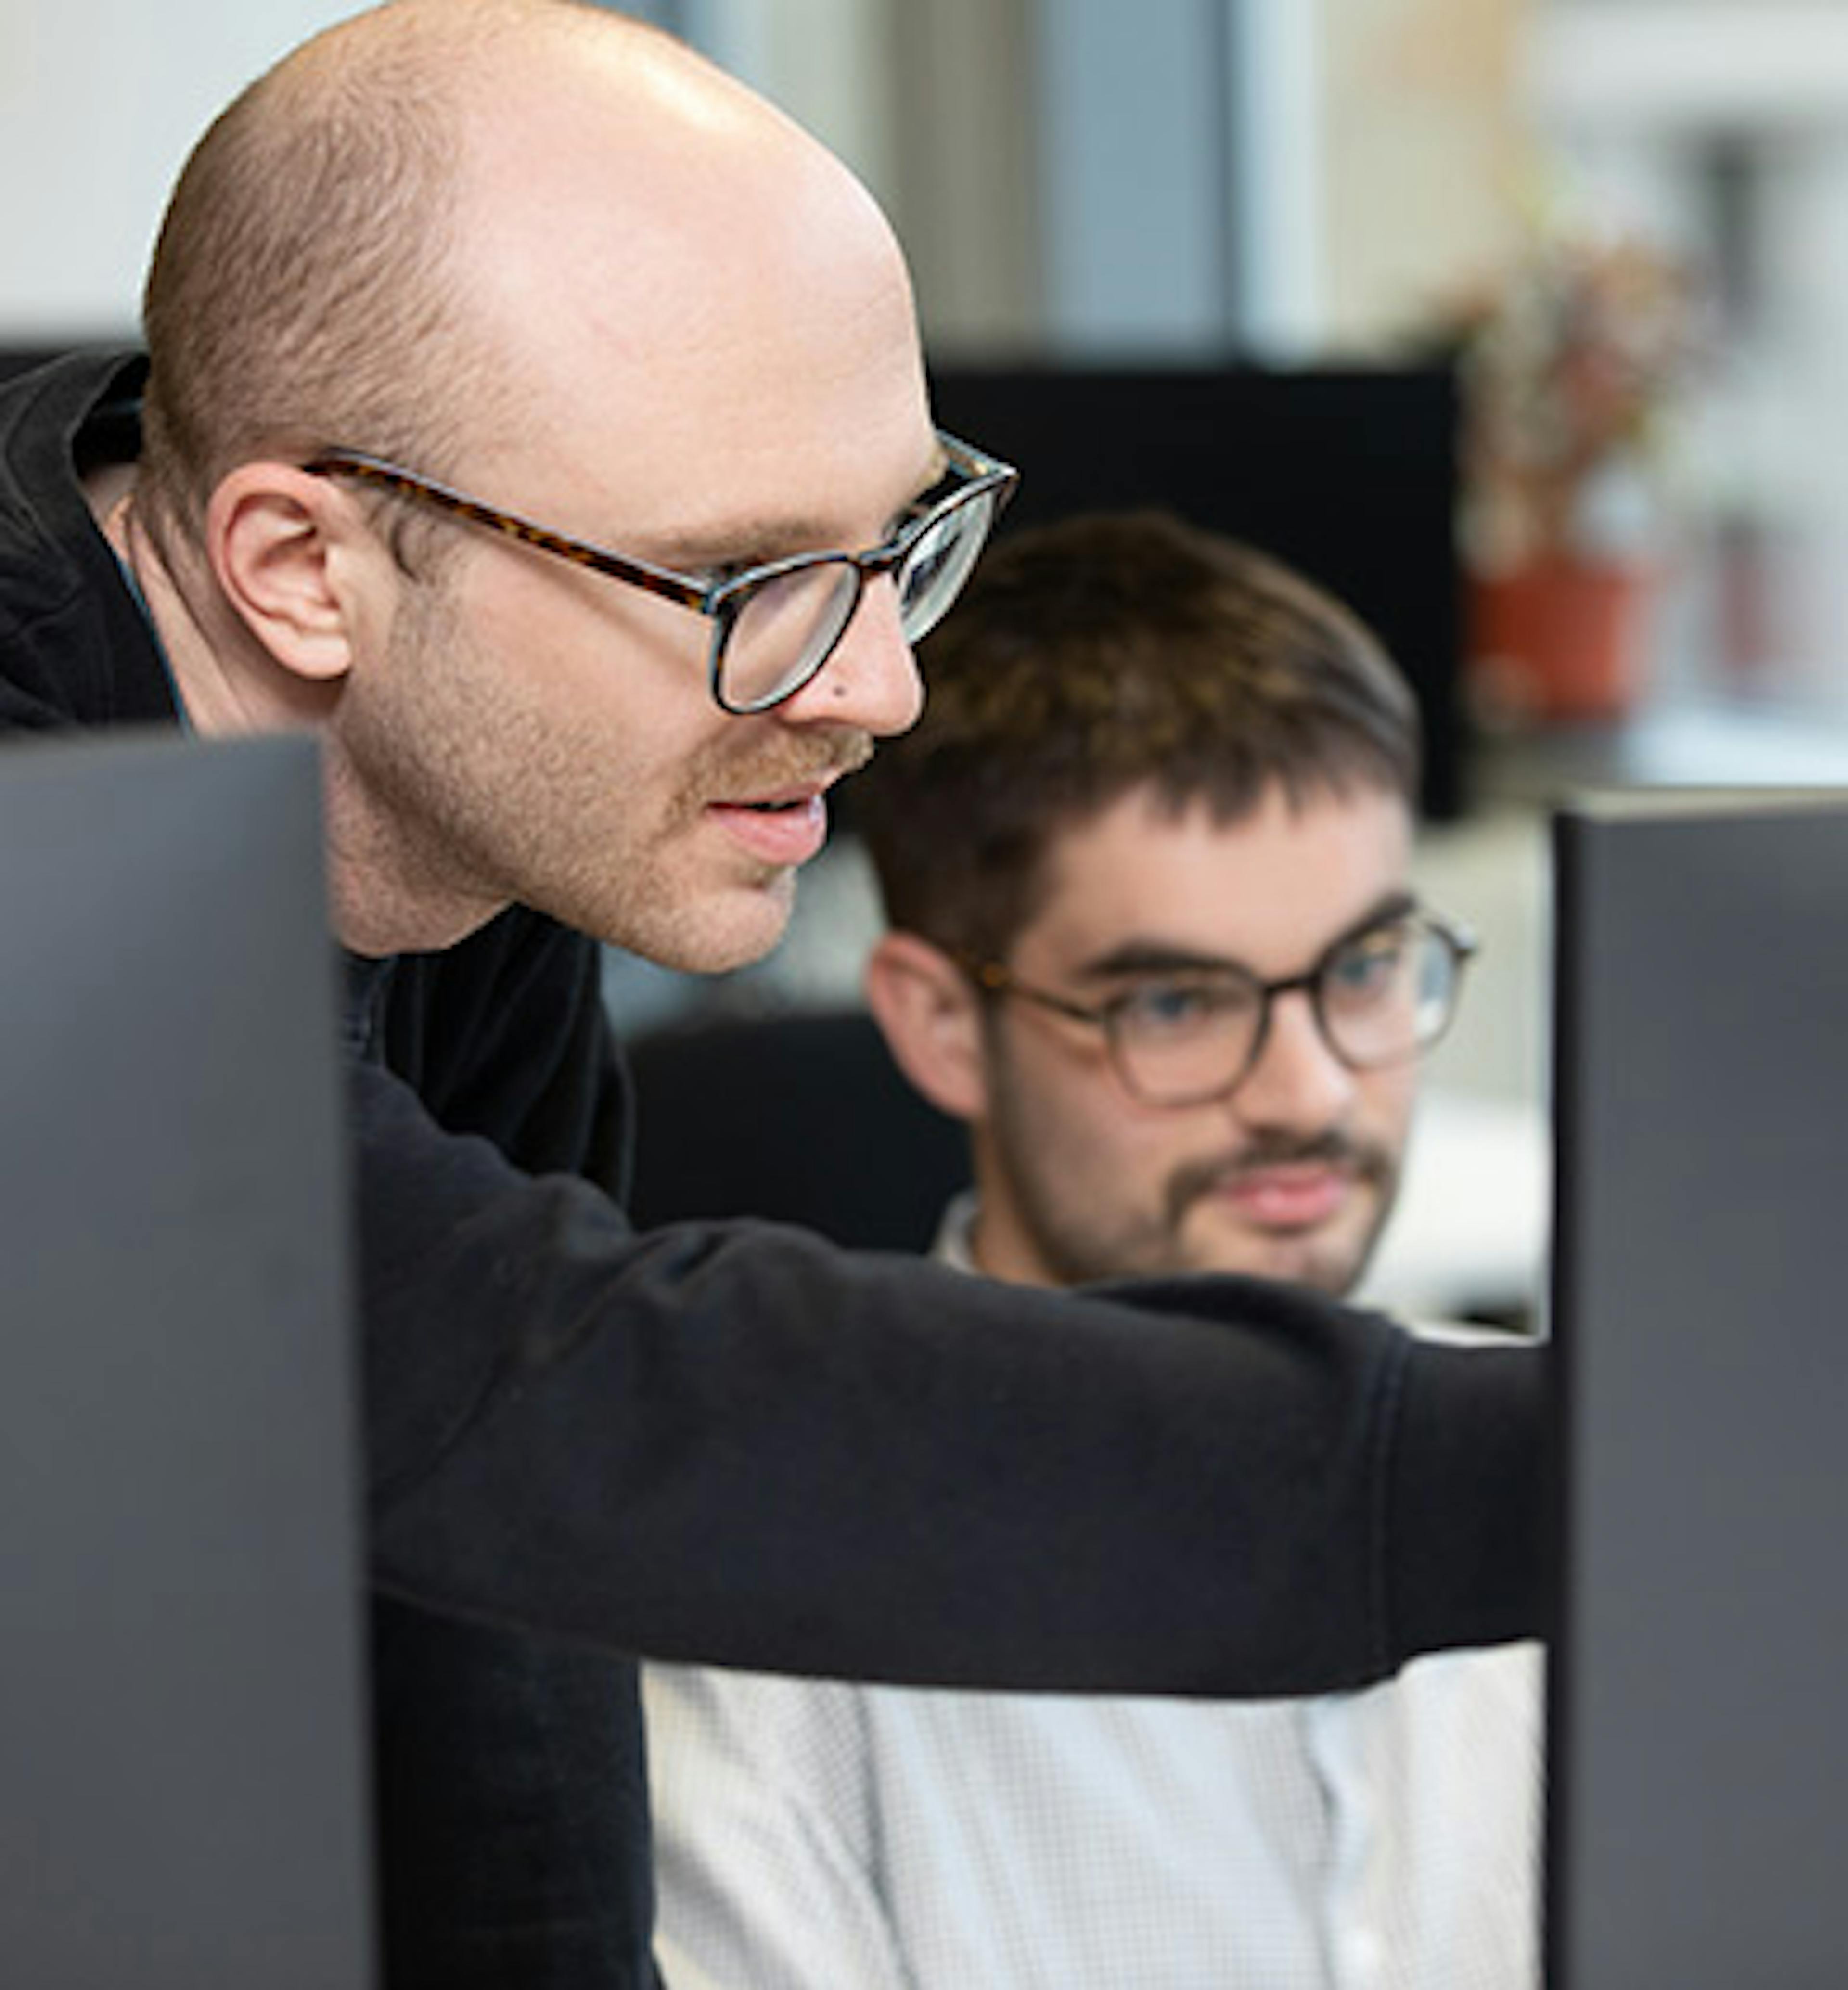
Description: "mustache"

(719, 730), (875, 792)
(1164, 1130), (1395, 1226)
(687, 728), (876, 806)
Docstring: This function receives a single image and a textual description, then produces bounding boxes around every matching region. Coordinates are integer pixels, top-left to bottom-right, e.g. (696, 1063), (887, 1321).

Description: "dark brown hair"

(852, 509), (1421, 960)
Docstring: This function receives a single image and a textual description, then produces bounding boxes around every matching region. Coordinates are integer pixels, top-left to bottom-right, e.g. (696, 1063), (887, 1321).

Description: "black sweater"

(0, 351), (1546, 1988)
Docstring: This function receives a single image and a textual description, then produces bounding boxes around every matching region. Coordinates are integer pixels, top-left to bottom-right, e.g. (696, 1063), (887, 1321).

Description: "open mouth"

(709, 790), (830, 866)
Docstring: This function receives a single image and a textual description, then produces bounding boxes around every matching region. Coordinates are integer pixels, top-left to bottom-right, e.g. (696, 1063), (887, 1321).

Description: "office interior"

(11, 0), (1848, 1326)
(595, 0), (1848, 1332)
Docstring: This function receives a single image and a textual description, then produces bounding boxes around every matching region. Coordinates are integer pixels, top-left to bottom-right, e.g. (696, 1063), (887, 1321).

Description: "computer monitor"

(1547, 787), (1848, 1986)
(0, 730), (374, 1987)
(924, 362), (1465, 821)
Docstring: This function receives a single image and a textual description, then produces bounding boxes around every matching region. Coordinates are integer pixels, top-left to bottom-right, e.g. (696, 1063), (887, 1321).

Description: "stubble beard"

(339, 577), (873, 967)
(1158, 1131), (1401, 1298)
(986, 1063), (1401, 1300)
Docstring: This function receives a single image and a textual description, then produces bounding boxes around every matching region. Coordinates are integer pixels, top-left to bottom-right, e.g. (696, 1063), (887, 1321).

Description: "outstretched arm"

(356, 1058), (1544, 1697)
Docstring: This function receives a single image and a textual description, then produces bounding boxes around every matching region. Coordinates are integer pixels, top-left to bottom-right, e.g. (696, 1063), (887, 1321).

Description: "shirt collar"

(931, 1189), (983, 1274)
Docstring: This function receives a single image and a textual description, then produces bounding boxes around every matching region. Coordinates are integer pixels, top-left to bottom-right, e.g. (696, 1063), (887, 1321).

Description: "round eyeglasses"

(306, 431), (1018, 714)
(964, 906), (1477, 1109)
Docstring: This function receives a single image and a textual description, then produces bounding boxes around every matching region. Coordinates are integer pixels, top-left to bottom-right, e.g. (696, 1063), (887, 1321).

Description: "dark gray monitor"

(0, 730), (374, 1987)
(1548, 788), (1848, 1987)
(922, 363), (1466, 821)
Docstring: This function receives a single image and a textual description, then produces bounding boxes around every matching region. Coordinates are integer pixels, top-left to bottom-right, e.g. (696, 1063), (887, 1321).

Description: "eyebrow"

(1071, 889), (1420, 985)
(642, 436), (952, 575)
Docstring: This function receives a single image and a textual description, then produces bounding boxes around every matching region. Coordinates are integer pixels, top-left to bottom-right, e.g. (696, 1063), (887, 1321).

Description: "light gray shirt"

(645, 1198), (1543, 1990)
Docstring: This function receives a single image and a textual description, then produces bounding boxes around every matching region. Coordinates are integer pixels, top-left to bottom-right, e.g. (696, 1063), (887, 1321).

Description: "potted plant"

(1453, 219), (1707, 724)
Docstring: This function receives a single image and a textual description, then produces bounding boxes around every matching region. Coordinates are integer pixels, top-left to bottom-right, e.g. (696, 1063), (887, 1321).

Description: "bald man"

(0, 5), (1543, 1985)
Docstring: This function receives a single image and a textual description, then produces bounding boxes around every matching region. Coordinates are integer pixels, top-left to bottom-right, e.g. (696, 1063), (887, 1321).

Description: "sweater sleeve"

(355, 1059), (1545, 1699)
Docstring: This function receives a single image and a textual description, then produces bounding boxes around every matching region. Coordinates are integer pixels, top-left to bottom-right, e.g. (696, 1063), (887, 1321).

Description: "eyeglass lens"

(1112, 918), (1461, 1106)
(717, 486), (1002, 711)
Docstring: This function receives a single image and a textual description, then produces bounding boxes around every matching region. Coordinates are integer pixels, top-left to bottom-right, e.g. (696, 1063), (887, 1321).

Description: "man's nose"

(773, 577), (924, 738)
(1229, 988), (1357, 1131)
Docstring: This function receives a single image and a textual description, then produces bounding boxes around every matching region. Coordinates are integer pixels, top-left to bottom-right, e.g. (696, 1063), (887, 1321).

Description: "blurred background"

(13, 0), (1848, 1318)
(20, 0), (1848, 740)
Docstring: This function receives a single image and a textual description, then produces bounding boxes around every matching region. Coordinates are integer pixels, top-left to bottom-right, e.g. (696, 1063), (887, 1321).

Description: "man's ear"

(863, 929), (990, 1125)
(204, 463), (376, 685)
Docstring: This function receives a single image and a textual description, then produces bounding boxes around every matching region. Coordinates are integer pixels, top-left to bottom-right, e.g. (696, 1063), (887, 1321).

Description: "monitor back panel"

(1548, 790), (1848, 1988)
(0, 731), (374, 1987)
(924, 363), (1464, 821)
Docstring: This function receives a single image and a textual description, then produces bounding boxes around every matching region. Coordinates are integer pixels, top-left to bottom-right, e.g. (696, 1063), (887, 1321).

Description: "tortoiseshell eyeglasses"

(305, 431), (1017, 715)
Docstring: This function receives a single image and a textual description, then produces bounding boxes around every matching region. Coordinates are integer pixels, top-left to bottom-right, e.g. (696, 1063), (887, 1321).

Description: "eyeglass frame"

(303, 430), (1018, 714)
(960, 902), (1479, 1109)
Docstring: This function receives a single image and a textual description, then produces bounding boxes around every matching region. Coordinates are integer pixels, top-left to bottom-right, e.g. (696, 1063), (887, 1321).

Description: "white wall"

(0, 1), (351, 338)
(1316, 0), (1528, 352)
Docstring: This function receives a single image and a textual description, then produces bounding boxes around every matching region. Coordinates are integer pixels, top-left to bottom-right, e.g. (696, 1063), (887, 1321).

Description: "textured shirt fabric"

(645, 1201), (1544, 1990)
(1, 350), (1547, 1990)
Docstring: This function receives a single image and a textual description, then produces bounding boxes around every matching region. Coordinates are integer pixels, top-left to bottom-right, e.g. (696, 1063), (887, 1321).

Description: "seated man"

(644, 511), (1543, 1990)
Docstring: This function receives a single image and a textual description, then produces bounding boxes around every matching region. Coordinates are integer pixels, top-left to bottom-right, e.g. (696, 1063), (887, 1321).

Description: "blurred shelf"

(1474, 696), (1848, 809)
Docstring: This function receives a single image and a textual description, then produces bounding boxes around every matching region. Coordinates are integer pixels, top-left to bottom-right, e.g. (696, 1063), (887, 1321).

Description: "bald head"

(137, 0), (921, 552)
(448, 8), (922, 523)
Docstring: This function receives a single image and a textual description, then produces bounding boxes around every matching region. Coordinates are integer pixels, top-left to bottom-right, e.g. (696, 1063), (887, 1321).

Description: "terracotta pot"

(1468, 555), (1652, 724)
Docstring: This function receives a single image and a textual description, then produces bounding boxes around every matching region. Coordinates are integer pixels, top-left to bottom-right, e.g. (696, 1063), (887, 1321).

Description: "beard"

(580, 723), (875, 970)
(326, 570), (873, 966)
(982, 1047), (1401, 1299)
(1156, 1128), (1401, 1296)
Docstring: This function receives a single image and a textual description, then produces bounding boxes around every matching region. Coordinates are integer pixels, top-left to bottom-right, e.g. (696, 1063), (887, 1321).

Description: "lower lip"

(1216, 1169), (1352, 1231)
(709, 795), (829, 867)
